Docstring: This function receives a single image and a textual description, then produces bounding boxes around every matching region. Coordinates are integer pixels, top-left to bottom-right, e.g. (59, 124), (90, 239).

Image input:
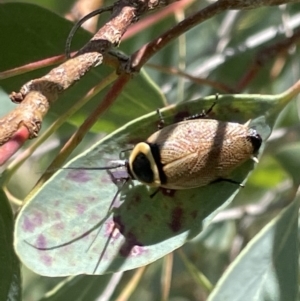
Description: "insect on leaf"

(14, 93), (290, 276)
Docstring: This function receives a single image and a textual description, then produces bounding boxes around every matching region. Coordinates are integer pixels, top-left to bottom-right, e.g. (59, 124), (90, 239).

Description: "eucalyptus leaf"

(39, 274), (114, 301)
(275, 142), (300, 185)
(0, 189), (21, 301)
(207, 194), (299, 301)
(14, 92), (294, 276)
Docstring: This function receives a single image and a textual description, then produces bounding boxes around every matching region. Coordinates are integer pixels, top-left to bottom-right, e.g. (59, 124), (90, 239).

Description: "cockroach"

(74, 102), (261, 191)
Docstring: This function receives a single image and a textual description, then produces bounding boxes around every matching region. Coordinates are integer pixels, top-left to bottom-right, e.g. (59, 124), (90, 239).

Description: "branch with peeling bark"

(0, 0), (178, 164)
(0, 0), (299, 166)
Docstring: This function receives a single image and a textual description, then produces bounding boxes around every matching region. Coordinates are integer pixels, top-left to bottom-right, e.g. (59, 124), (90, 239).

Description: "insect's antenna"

(65, 5), (113, 58)
(90, 178), (129, 274)
(93, 229), (114, 274)
(108, 175), (129, 210)
(61, 160), (126, 171)
(86, 177), (128, 253)
(42, 161), (126, 176)
(24, 215), (108, 251)
(119, 148), (133, 160)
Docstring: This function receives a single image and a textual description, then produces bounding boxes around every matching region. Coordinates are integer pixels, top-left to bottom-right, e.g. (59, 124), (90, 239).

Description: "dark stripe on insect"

(148, 143), (167, 185)
(247, 129), (262, 154)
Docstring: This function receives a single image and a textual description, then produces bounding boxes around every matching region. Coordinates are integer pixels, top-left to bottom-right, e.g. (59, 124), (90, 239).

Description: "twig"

(0, 0), (297, 166)
(236, 26), (300, 91)
(131, 0), (299, 70)
(0, 0), (176, 164)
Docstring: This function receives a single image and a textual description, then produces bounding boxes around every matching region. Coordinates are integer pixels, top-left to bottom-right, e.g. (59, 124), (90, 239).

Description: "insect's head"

(128, 142), (162, 187)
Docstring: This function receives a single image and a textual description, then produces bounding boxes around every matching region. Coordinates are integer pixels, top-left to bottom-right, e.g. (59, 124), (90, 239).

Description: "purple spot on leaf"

(127, 194), (141, 211)
(67, 170), (91, 183)
(133, 194), (141, 204)
(76, 203), (86, 215)
(119, 231), (143, 257)
(55, 211), (61, 219)
(55, 222), (64, 230)
(101, 175), (113, 184)
(22, 216), (35, 232)
(130, 245), (146, 257)
(36, 234), (47, 248)
(33, 212), (43, 225)
(105, 220), (121, 241)
(87, 196), (96, 203)
(40, 254), (53, 266)
(22, 212), (43, 232)
(169, 207), (183, 232)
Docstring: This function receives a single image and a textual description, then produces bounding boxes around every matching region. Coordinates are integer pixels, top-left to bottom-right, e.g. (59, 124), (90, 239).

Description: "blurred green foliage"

(1, 0), (300, 300)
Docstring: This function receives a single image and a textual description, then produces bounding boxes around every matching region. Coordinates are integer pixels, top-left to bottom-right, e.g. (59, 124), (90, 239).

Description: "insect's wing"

(148, 119), (257, 189)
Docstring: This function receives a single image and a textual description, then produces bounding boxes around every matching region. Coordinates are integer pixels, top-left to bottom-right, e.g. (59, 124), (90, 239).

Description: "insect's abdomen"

(146, 119), (261, 189)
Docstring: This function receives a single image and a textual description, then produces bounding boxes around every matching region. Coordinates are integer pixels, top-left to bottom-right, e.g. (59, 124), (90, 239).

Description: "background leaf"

(207, 195), (299, 301)
(1, 1), (300, 300)
(0, 189), (21, 301)
(38, 274), (115, 301)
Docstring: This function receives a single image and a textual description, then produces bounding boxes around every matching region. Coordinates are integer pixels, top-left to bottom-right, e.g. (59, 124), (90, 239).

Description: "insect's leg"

(107, 169), (129, 187)
(212, 178), (245, 187)
(156, 108), (165, 130)
(150, 187), (176, 198)
(184, 94), (218, 121)
(119, 148), (133, 160)
(150, 188), (160, 198)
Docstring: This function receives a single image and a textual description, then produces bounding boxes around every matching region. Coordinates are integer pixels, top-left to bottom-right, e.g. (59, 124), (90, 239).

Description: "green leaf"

(0, 88), (17, 118)
(0, 189), (21, 301)
(14, 92), (290, 276)
(38, 274), (114, 301)
(275, 142), (300, 185)
(207, 195), (299, 301)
